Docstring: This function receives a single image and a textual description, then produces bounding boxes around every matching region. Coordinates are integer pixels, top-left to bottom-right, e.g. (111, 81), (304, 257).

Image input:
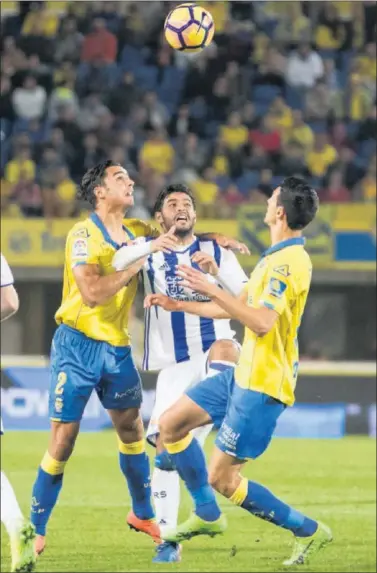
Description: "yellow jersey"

(235, 238), (312, 406)
(55, 213), (158, 347)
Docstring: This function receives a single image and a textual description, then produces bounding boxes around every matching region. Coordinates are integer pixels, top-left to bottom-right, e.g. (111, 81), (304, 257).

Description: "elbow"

(82, 288), (98, 308)
(250, 318), (273, 337)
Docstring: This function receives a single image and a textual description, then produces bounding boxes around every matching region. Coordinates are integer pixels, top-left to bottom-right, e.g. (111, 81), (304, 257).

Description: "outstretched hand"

(176, 264), (217, 297)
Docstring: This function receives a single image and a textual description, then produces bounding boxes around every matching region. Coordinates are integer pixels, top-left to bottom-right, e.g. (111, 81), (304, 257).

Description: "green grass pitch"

(1, 432), (376, 572)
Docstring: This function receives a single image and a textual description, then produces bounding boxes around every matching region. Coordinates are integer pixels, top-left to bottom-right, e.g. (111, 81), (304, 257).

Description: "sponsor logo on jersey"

(273, 264), (290, 277)
(267, 278), (287, 298)
(72, 238), (88, 258)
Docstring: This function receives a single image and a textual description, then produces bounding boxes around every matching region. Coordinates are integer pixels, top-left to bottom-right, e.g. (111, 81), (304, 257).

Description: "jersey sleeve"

(217, 249), (249, 296)
(259, 265), (297, 315)
(129, 219), (160, 240)
(1, 253), (14, 287)
(67, 227), (102, 268)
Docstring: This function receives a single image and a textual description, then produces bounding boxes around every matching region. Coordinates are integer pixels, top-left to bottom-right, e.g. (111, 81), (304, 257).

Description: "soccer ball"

(164, 3), (215, 53)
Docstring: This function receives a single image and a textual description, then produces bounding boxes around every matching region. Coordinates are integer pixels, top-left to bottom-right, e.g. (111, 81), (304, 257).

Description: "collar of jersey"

(167, 236), (199, 254)
(90, 213), (135, 249)
(262, 237), (305, 258)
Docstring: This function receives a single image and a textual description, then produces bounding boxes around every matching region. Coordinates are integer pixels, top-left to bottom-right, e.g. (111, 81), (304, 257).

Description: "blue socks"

(30, 452), (66, 536)
(118, 439), (154, 520)
(230, 477), (318, 537)
(165, 435), (221, 522)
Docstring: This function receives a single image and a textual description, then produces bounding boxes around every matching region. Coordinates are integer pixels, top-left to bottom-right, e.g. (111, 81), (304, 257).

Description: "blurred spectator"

(220, 111), (248, 151)
(10, 170), (43, 217)
(254, 45), (287, 89)
(106, 72), (139, 119)
(257, 168), (274, 197)
(38, 146), (66, 188)
(283, 110), (314, 152)
(326, 147), (365, 190)
(55, 17), (83, 63)
(143, 91), (169, 130)
(0, 75), (15, 121)
(48, 127), (75, 168)
(319, 170), (351, 203)
(305, 81), (332, 121)
(72, 131), (104, 176)
(344, 73), (375, 122)
(48, 80), (80, 122)
(54, 165), (77, 217)
(240, 102), (259, 130)
(81, 18), (117, 64)
(139, 129), (175, 176)
(250, 115), (281, 154)
(306, 133), (338, 178)
(315, 3), (346, 50)
(355, 156), (377, 202)
(245, 144), (272, 172)
(269, 97), (293, 133)
(208, 76), (231, 123)
(220, 183), (245, 217)
(356, 105), (377, 142)
(285, 43), (324, 89)
(144, 171), (167, 214)
(210, 138), (230, 176)
(274, 1), (311, 45)
(54, 105), (83, 147)
(175, 133), (207, 177)
(12, 75), (46, 120)
(22, 4), (59, 38)
(5, 146), (36, 185)
(77, 93), (110, 132)
(192, 167), (219, 218)
(277, 141), (309, 177)
(168, 104), (201, 138)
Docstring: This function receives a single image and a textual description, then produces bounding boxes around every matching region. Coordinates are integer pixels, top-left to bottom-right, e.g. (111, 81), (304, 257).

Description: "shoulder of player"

(123, 218), (158, 239)
(267, 246), (312, 281)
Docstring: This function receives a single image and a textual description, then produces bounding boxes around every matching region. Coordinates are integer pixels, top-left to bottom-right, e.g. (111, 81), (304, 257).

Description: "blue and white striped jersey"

(141, 237), (248, 371)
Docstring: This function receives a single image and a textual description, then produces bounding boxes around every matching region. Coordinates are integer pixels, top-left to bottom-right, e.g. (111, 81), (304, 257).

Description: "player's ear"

(155, 211), (163, 226)
(276, 205), (285, 220)
(94, 185), (105, 202)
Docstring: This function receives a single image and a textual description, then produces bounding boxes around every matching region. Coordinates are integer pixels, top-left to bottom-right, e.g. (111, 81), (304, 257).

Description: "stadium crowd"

(0, 0), (376, 220)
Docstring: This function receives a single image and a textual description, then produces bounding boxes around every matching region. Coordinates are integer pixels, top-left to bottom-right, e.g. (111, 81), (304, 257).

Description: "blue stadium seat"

(252, 85), (282, 105)
(0, 138), (10, 171)
(120, 45), (145, 73)
(189, 98), (207, 119)
(134, 66), (158, 91)
(307, 121), (327, 134)
(285, 86), (304, 110)
(235, 171), (260, 195)
(215, 175), (232, 191)
(204, 121), (220, 139)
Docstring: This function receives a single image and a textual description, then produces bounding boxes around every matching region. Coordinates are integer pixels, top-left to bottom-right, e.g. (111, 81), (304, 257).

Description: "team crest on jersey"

(273, 265), (290, 277)
(72, 238), (88, 258)
(267, 278), (287, 298)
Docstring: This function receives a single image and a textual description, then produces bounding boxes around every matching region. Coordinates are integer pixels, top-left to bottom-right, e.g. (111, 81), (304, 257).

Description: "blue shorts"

(186, 369), (286, 460)
(49, 325), (142, 422)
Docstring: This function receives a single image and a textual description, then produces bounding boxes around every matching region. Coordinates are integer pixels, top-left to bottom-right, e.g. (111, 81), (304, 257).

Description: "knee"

(208, 468), (239, 498)
(208, 340), (240, 365)
(158, 411), (177, 443)
(50, 433), (77, 460)
(116, 410), (143, 444)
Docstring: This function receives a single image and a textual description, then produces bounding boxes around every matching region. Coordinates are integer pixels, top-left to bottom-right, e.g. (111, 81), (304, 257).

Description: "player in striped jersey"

(113, 184), (249, 562)
(1, 253), (36, 572)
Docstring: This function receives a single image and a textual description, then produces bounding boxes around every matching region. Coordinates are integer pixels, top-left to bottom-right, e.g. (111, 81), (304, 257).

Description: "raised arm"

(144, 292), (240, 319)
(177, 265), (279, 336)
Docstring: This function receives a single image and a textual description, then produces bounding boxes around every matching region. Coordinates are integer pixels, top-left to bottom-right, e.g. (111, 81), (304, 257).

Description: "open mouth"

(175, 214), (188, 223)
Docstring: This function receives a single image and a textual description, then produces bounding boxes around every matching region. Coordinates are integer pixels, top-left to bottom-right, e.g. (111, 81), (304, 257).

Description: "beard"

(175, 224), (194, 239)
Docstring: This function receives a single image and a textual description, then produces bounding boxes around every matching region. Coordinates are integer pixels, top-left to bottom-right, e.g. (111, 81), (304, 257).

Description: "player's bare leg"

(108, 408), (161, 544)
(31, 421), (80, 557)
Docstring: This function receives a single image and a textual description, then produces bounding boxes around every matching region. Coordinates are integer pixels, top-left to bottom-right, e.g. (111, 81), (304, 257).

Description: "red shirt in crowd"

(249, 128), (281, 153)
(81, 29), (117, 64)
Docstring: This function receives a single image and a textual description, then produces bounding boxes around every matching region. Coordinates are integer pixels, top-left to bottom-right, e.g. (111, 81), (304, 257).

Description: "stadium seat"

(252, 85), (282, 105)
(235, 171), (260, 195)
(134, 66), (158, 91)
(285, 86), (304, 110)
(215, 175), (232, 191)
(120, 45), (145, 73)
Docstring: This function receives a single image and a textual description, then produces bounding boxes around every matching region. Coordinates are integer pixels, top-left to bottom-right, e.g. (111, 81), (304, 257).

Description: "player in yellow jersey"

(29, 160), (184, 557)
(145, 177), (333, 566)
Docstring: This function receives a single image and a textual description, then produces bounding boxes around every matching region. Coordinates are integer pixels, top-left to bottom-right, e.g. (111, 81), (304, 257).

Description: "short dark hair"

(78, 160), (120, 207)
(277, 176), (319, 230)
(152, 183), (196, 215)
